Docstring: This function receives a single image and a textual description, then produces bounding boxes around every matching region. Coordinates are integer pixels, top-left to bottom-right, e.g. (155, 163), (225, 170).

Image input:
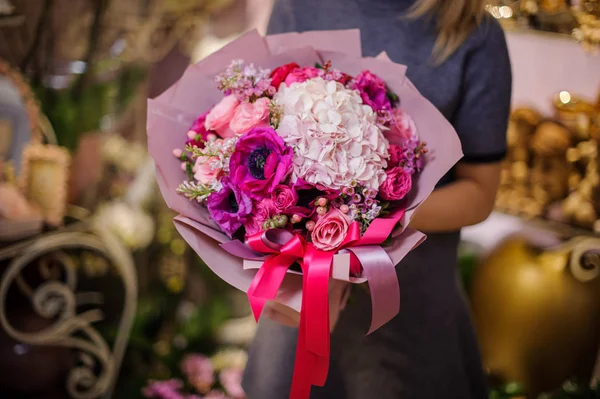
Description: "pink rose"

(284, 67), (320, 86)
(385, 108), (417, 145)
(229, 97), (270, 134)
(205, 95), (240, 138)
(243, 199), (277, 235)
(311, 209), (351, 251)
(380, 167), (412, 201)
(271, 185), (298, 213)
(193, 155), (220, 184)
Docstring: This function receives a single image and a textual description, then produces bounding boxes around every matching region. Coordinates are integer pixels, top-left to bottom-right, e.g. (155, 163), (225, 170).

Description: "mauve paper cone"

(147, 29), (462, 315)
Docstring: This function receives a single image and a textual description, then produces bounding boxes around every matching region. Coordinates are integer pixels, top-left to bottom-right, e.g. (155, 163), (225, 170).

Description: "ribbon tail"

(246, 255), (294, 322)
(289, 247), (334, 398)
(348, 246), (400, 334)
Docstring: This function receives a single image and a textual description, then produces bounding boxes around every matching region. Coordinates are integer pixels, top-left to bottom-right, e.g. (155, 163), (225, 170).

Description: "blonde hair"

(408, 0), (492, 63)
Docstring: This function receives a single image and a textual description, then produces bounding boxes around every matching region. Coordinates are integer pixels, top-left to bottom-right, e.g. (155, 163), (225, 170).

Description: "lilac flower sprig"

(390, 138), (428, 175)
(330, 182), (382, 231)
(216, 59), (272, 102)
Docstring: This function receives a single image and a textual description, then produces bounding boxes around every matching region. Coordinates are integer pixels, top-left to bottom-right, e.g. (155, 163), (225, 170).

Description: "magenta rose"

(284, 66), (320, 86)
(243, 199), (277, 236)
(353, 70), (391, 112)
(205, 95), (239, 138)
(229, 126), (293, 200)
(229, 97), (270, 134)
(207, 177), (252, 238)
(270, 62), (300, 89)
(380, 167), (413, 201)
(271, 185), (298, 213)
(311, 209), (351, 251)
(187, 110), (211, 147)
(387, 144), (403, 169)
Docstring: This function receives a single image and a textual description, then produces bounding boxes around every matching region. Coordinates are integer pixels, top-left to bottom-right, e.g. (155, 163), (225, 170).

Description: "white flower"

(274, 78), (389, 190)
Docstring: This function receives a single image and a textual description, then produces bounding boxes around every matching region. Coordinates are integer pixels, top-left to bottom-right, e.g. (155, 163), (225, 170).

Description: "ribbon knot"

(220, 208), (406, 399)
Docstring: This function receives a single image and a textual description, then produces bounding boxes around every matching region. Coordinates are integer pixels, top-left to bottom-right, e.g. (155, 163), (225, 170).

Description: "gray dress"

(242, 1), (512, 398)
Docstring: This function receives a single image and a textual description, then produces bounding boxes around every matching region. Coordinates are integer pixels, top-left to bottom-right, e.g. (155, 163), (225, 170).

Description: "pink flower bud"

(316, 206), (327, 216)
(180, 162), (187, 171)
(173, 149), (183, 158)
(187, 130), (196, 139)
(306, 220), (316, 231)
(291, 214), (302, 224)
(317, 197), (328, 207)
(207, 133), (218, 141)
(340, 204), (349, 214)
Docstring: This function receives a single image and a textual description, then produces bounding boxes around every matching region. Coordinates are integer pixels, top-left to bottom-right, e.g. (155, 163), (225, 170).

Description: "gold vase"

(471, 235), (600, 395)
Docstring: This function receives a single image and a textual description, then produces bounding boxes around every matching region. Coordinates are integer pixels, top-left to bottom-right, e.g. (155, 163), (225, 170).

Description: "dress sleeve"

(451, 19), (512, 163)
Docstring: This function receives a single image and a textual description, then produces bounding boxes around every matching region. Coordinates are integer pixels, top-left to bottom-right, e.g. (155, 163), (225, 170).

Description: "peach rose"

(311, 209), (351, 251)
(229, 97), (270, 134)
(193, 156), (220, 184)
(205, 95), (240, 138)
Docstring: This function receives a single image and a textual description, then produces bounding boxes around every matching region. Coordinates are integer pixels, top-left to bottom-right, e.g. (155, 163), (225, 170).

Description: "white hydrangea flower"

(274, 77), (389, 190)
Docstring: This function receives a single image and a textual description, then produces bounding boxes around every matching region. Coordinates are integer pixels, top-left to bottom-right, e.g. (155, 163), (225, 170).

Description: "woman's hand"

(409, 161), (502, 233)
(262, 280), (351, 330)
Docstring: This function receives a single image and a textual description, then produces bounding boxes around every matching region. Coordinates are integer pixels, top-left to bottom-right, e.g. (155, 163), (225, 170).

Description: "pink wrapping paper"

(147, 28), (463, 315)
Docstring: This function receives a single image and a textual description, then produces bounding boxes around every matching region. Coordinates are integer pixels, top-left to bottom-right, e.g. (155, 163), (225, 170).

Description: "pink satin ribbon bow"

(221, 208), (405, 399)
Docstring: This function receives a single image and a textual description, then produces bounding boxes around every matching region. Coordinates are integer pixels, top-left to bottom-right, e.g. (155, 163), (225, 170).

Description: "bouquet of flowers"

(148, 29), (463, 399)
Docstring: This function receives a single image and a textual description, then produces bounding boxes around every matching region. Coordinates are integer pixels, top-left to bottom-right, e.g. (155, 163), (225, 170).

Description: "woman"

(243, 0), (512, 398)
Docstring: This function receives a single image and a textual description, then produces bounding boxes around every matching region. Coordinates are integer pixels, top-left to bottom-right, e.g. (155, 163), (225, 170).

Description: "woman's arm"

(409, 161), (502, 233)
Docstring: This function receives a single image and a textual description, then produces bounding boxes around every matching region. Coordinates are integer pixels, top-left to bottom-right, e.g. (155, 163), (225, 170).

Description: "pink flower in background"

(270, 62), (300, 89)
(193, 156), (220, 184)
(385, 108), (417, 145)
(243, 199), (277, 235)
(271, 185), (298, 213)
(142, 379), (186, 399)
(229, 127), (293, 200)
(207, 177), (253, 238)
(219, 368), (246, 398)
(229, 97), (270, 134)
(311, 209), (351, 251)
(353, 70), (391, 112)
(205, 95), (240, 138)
(204, 391), (230, 399)
(380, 167), (412, 201)
(283, 66), (320, 86)
(181, 354), (215, 394)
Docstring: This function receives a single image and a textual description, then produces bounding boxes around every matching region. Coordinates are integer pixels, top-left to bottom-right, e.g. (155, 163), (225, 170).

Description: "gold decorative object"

(0, 59), (44, 145)
(0, 223), (137, 398)
(0, 0), (235, 69)
(471, 235), (600, 395)
(20, 144), (71, 227)
(496, 91), (599, 231)
(573, 8), (600, 54)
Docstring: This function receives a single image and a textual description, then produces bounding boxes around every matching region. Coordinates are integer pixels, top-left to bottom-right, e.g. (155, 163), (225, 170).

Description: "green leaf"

(315, 62), (323, 69)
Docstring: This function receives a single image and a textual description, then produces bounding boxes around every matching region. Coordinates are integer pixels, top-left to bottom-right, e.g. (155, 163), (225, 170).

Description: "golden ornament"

(471, 236), (600, 395)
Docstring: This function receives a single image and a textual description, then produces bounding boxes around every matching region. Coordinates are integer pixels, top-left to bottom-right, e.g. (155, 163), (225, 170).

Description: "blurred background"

(0, 1), (598, 398)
